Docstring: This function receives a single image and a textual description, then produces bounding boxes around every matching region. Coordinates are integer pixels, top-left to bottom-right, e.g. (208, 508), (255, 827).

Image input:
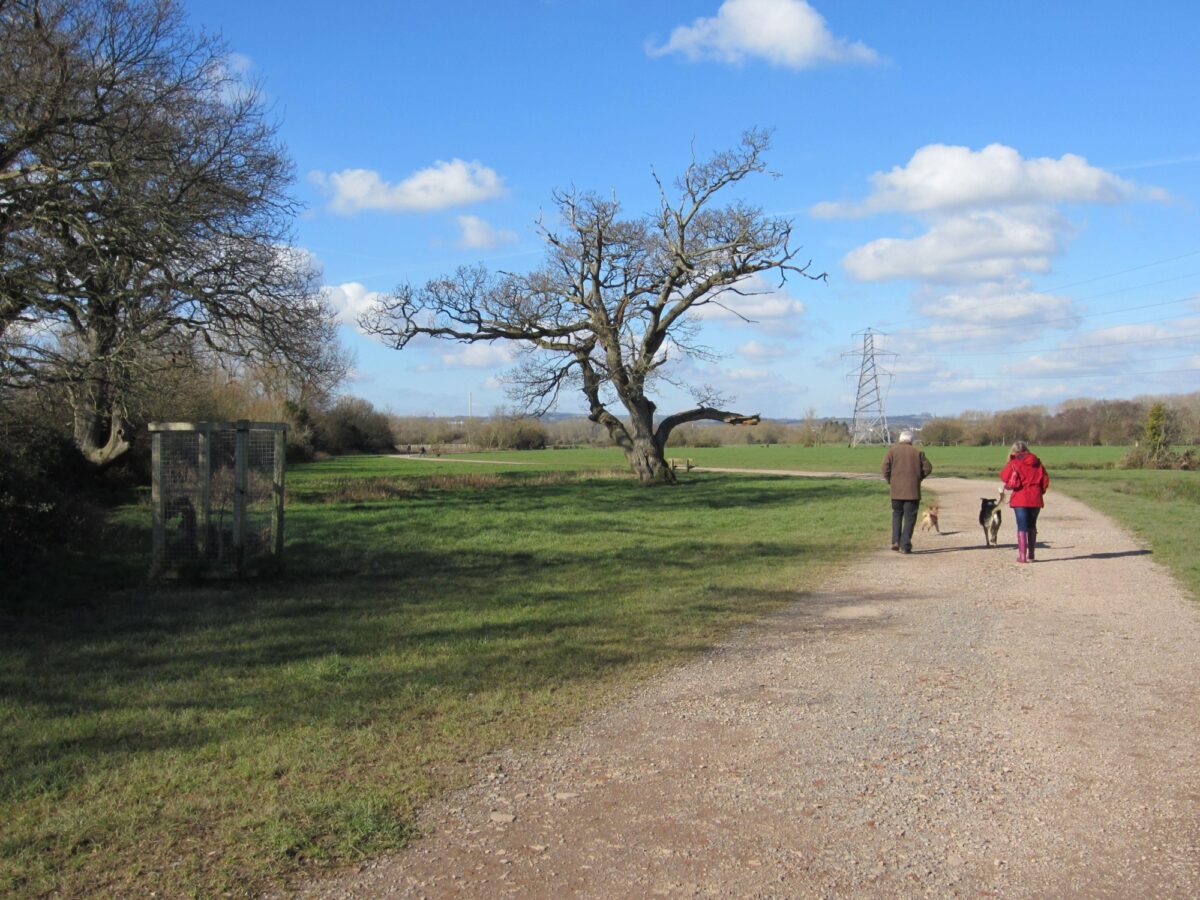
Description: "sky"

(186, 0), (1200, 419)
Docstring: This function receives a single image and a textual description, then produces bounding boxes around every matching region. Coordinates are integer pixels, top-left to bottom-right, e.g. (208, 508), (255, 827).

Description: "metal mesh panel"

(245, 428), (278, 562)
(151, 422), (285, 578)
(160, 431), (202, 572)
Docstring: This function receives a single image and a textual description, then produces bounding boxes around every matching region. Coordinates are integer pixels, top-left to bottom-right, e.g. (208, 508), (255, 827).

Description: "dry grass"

(308, 470), (627, 504)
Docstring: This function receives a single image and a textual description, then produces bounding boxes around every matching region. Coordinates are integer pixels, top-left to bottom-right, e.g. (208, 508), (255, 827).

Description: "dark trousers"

(891, 499), (918, 550)
(1013, 506), (1041, 532)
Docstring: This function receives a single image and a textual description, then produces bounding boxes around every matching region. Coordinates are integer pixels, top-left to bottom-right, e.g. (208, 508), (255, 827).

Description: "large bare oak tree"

(1, 0), (337, 466)
(362, 131), (823, 484)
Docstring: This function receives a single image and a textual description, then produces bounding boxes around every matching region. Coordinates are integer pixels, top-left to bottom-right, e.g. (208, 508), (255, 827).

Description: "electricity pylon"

(843, 328), (896, 447)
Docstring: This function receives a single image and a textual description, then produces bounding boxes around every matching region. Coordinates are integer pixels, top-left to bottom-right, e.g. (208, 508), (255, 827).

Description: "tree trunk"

(589, 398), (676, 485)
(624, 402), (675, 486)
(69, 386), (131, 469)
(626, 433), (676, 485)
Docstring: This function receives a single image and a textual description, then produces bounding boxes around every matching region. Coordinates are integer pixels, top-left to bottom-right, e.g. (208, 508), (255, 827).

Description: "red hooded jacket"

(1000, 451), (1050, 508)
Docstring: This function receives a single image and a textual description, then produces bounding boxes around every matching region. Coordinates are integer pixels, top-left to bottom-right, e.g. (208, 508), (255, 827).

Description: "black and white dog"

(979, 490), (1004, 547)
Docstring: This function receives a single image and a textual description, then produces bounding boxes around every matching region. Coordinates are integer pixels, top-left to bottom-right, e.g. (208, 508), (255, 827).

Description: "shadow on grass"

(1, 473), (879, 811)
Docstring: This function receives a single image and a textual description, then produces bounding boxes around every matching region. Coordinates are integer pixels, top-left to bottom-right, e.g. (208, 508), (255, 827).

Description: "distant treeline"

(917, 393), (1200, 448)
(4, 370), (1196, 575)
(387, 392), (1200, 451)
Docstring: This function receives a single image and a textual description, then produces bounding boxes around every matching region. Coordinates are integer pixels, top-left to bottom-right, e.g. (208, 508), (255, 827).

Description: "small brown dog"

(919, 505), (940, 533)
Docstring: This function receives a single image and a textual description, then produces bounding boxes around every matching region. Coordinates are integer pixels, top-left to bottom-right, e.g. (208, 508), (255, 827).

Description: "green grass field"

(1, 459), (880, 897)
(424, 442), (1130, 477)
(1, 444), (1195, 897)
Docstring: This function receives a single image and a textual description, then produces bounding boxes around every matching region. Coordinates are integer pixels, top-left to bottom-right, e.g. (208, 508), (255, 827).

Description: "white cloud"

(738, 339), (789, 359)
(440, 343), (514, 369)
(843, 208), (1067, 283)
(878, 280), (1082, 353)
(813, 144), (1144, 219)
(1005, 322), (1200, 375)
(457, 215), (517, 249)
(1071, 323), (1177, 347)
(821, 144), (1177, 390)
(211, 52), (258, 105)
(222, 52), (254, 79)
(692, 274), (807, 323)
(1008, 355), (1100, 376)
(311, 159), (507, 214)
(917, 284), (1075, 327)
(322, 282), (386, 328)
(887, 358), (941, 378)
(820, 145), (1167, 312)
(726, 366), (771, 381)
(704, 294), (806, 320)
(890, 375), (997, 398)
(648, 0), (878, 70)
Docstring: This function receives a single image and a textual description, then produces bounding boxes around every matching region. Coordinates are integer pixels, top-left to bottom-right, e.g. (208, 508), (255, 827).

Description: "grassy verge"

(0, 459), (881, 897)
(1049, 469), (1200, 600)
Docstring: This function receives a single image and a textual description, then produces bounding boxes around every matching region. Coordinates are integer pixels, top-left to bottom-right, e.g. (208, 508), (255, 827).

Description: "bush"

(478, 413), (547, 450)
(1120, 447), (1195, 470)
(0, 422), (104, 576)
(1121, 403), (1191, 469)
(314, 397), (395, 455)
(920, 417), (965, 445)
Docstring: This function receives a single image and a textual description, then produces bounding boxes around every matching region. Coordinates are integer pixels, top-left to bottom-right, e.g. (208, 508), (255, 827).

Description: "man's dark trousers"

(892, 499), (918, 552)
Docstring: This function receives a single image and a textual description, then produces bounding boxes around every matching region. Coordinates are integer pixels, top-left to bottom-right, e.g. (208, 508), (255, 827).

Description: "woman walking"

(1000, 441), (1051, 563)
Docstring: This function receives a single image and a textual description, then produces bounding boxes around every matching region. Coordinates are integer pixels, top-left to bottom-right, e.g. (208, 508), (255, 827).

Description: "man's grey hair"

(898, 430), (914, 444)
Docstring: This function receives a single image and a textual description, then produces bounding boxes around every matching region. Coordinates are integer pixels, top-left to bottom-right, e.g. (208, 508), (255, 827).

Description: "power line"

(1059, 270), (1200, 303)
(1027, 250), (1200, 295)
(899, 330), (1200, 360)
(879, 249), (1200, 332)
(887, 293), (1198, 342)
(917, 365), (1200, 383)
(1017, 352), (1199, 372)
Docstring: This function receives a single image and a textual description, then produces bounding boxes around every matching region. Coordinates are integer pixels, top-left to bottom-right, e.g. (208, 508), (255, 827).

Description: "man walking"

(881, 430), (933, 554)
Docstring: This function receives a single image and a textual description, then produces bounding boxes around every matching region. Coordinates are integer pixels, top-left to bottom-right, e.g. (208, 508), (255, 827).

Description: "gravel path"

(290, 476), (1200, 898)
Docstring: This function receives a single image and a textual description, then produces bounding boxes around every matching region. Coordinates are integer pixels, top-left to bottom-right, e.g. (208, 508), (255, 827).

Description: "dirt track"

(290, 475), (1200, 898)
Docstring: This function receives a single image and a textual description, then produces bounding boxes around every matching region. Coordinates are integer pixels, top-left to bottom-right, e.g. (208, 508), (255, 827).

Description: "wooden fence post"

(150, 429), (165, 577)
(272, 426), (286, 569)
(233, 420), (249, 575)
(197, 425), (211, 562)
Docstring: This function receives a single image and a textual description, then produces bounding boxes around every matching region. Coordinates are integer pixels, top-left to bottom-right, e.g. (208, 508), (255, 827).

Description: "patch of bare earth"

(286, 477), (1200, 898)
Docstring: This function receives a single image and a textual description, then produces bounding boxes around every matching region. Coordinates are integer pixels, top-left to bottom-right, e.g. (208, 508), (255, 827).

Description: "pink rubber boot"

(1017, 532), (1027, 563)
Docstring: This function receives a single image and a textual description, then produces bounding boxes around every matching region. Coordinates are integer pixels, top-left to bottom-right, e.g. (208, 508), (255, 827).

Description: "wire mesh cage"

(149, 421), (287, 578)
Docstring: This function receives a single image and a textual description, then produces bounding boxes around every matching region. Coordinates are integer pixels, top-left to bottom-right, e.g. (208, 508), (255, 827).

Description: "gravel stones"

(286, 477), (1200, 899)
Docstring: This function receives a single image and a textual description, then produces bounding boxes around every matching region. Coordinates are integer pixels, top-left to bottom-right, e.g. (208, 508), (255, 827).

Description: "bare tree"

(362, 131), (824, 484)
(1, 0), (338, 466)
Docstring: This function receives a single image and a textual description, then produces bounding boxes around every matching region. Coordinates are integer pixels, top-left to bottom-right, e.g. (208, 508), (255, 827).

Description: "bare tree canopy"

(0, 0), (338, 466)
(362, 130), (824, 483)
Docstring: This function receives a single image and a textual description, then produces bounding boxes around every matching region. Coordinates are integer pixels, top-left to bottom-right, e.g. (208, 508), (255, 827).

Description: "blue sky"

(187, 0), (1200, 419)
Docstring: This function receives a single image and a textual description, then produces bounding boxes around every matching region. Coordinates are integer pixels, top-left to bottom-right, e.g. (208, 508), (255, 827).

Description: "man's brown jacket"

(881, 442), (932, 500)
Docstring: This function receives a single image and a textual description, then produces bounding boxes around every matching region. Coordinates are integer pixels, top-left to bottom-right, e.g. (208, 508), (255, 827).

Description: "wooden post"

(150, 429), (165, 577)
(197, 425), (211, 562)
(233, 420), (249, 575)
(272, 426), (286, 569)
